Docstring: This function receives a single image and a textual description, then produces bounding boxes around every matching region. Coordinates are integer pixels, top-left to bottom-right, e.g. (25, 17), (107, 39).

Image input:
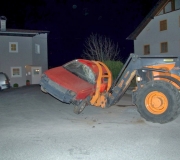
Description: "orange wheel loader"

(87, 54), (180, 124)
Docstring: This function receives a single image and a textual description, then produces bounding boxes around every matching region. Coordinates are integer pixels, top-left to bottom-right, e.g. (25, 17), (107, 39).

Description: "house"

(127, 0), (180, 56)
(0, 16), (49, 87)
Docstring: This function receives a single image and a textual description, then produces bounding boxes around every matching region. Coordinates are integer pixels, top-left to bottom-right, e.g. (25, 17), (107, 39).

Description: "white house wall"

(0, 36), (33, 86)
(134, 10), (180, 55)
(32, 33), (48, 73)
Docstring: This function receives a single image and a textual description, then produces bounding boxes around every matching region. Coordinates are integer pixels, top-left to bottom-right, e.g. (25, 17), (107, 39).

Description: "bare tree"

(82, 33), (120, 61)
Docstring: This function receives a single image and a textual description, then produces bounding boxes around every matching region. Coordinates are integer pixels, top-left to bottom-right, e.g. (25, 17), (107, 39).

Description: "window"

(165, 2), (172, 13)
(11, 67), (22, 77)
(175, 0), (180, 10)
(33, 69), (40, 75)
(35, 44), (40, 54)
(160, 20), (167, 31)
(144, 45), (150, 55)
(157, 0), (179, 15)
(161, 42), (168, 53)
(9, 42), (18, 52)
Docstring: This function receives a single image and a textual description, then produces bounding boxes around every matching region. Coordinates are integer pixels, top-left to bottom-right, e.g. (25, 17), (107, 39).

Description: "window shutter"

(160, 20), (167, 31)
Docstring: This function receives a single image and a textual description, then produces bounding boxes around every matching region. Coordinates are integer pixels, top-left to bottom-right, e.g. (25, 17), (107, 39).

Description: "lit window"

(144, 45), (150, 55)
(33, 69), (40, 75)
(161, 42), (168, 53)
(160, 20), (167, 31)
(35, 44), (40, 54)
(11, 67), (22, 77)
(9, 42), (18, 52)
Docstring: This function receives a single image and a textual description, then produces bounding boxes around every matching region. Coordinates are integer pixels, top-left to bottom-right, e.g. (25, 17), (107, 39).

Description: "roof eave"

(126, 0), (169, 40)
(0, 30), (50, 37)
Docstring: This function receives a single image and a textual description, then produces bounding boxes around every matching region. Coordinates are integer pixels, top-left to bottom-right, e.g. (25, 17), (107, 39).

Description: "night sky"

(0, 0), (158, 67)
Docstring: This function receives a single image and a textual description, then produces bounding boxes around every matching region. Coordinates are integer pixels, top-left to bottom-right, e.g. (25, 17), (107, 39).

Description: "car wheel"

(74, 99), (88, 114)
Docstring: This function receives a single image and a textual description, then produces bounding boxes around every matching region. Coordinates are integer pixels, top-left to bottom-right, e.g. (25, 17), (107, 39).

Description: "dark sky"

(0, 0), (158, 67)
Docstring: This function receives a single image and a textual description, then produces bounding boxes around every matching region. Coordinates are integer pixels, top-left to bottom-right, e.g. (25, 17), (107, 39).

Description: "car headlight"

(69, 90), (76, 97)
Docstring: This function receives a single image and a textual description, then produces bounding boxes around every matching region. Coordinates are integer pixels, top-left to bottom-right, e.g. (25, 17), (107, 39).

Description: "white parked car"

(0, 72), (10, 90)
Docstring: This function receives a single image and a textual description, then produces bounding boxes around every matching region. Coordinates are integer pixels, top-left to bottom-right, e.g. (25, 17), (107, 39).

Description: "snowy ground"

(0, 85), (180, 160)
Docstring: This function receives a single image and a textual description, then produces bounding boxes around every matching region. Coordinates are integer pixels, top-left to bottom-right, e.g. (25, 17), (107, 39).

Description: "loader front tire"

(135, 81), (180, 123)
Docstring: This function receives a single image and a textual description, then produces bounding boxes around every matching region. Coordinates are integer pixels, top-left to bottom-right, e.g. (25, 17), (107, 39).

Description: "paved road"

(0, 85), (180, 160)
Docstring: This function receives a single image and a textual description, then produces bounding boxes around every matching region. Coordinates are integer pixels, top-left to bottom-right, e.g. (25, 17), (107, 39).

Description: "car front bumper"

(40, 74), (76, 103)
(0, 84), (10, 90)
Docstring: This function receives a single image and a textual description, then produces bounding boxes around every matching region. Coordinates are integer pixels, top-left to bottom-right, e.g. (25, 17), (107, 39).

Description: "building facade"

(0, 28), (49, 87)
(127, 0), (180, 56)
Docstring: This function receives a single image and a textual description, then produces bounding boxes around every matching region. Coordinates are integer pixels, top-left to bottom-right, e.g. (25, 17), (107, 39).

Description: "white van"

(0, 72), (10, 90)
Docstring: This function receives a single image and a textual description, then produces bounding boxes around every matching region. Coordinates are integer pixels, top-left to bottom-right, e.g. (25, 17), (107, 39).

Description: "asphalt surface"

(0, 85), (180, 160)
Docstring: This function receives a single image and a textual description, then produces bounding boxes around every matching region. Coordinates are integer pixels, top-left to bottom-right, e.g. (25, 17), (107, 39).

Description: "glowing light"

(72, 5), (77, 9)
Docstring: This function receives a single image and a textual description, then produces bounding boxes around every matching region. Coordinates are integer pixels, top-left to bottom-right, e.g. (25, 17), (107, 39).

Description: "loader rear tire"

(135, 80), (180, 123)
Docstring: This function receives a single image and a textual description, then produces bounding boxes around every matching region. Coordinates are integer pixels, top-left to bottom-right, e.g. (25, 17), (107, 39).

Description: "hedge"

(103, 60), (123, 80)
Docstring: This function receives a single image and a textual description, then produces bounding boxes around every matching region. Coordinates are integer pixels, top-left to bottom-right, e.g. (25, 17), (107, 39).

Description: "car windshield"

(63, 60), (96, 84)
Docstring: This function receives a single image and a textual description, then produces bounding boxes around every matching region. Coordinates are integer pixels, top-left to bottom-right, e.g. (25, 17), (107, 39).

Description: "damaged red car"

(40, 59), (112, 114)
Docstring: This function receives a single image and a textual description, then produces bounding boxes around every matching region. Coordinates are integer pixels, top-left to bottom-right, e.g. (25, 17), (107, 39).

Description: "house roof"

(126, 0), (169, 40)
(0, 29), (49, 37)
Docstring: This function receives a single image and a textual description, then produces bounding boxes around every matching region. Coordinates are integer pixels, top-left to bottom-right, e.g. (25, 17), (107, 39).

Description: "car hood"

(45, 66), (95, 97)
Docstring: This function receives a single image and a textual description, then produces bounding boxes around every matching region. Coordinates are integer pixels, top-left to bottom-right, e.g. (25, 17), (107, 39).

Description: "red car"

(40, 59), (112, 114)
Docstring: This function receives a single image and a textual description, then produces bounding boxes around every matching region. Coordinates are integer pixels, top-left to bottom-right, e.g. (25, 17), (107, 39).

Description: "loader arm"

(107, 54), (180, 107)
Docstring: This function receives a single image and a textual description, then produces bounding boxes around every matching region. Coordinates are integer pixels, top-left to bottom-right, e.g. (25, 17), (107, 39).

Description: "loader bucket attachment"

(90, 61), (112, 108)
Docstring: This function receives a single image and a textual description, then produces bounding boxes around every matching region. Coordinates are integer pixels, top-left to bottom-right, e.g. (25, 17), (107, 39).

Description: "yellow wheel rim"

(145, 91), (168, 115)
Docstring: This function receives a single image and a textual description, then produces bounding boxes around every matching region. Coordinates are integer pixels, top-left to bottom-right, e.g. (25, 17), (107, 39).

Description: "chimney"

(0, 16), (7, 31)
